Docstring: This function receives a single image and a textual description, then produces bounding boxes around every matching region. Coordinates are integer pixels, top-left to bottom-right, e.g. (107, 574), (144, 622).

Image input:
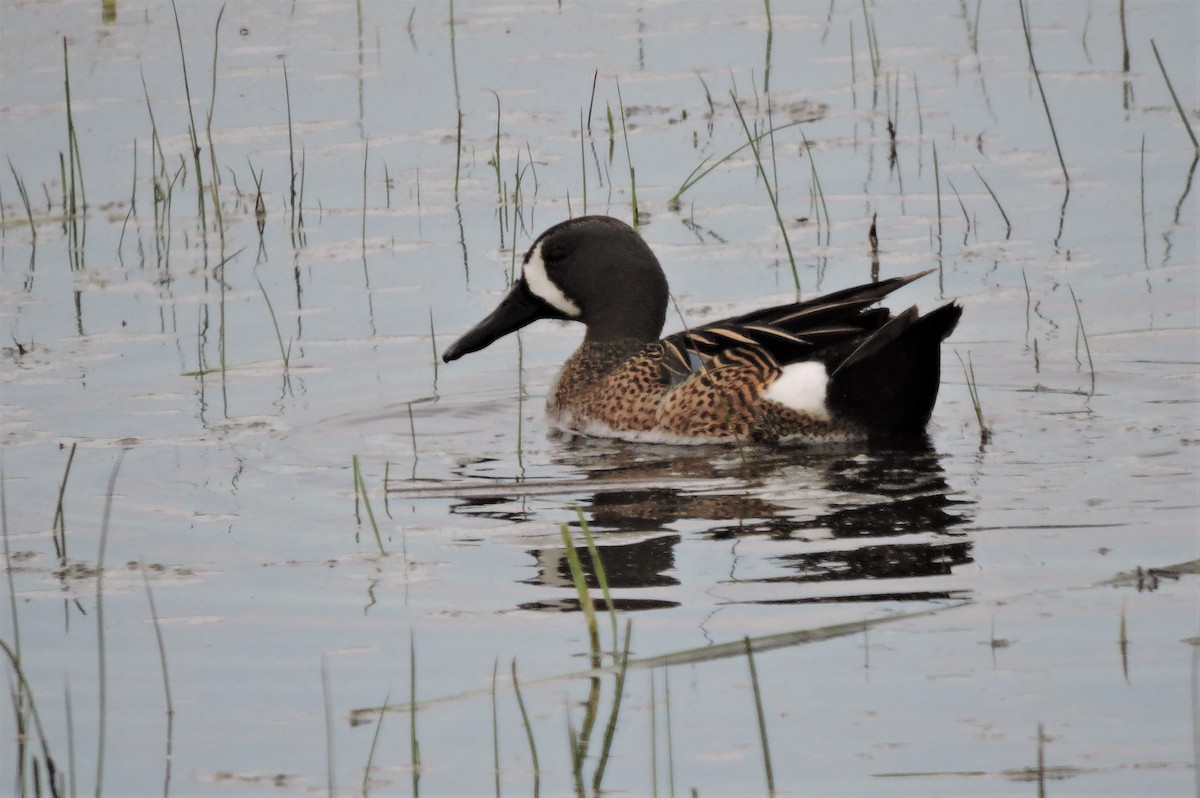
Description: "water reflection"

(441, 435), (974, 611)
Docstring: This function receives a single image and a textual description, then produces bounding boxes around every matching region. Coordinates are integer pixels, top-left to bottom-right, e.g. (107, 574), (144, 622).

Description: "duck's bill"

(442, 282), (548, 363)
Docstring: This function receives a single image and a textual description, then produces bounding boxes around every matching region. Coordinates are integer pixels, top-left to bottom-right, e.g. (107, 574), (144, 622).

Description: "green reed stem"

(1017, 0), (1070, 186)
(363, 689), (389, 796)
(1150, 39), (1198, 151)
(95, 448), (128, 798)
(575, 509), (618, 659)
(744, 637), (775, 796)
(352, 455), (385, 554)
(1068, 285), (1095, 398)
(731, 92), (798, 293)
(140, 559), (175, 798)
(560, 524), (601, 667)
(511, 658), (540, 796)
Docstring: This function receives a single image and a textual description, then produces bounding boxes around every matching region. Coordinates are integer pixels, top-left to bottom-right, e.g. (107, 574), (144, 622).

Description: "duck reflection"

(443, 434), (973, 610)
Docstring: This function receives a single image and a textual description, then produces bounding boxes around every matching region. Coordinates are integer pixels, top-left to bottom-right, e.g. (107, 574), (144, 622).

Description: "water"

(2, 0), (1197, 794)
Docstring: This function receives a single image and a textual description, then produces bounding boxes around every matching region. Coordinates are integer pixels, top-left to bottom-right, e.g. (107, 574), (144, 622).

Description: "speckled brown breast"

(547, 339), (860, 443)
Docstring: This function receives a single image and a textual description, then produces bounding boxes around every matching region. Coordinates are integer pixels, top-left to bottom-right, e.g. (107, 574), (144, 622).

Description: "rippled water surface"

(2, 0), (1197, 795)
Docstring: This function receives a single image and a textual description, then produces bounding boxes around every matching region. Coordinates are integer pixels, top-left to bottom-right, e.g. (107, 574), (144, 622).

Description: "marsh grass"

(744, 636), (775, 796)
(1017, 0), (1070, 187)
(510, 658), (540, 795)
(362, 689), (389, 796)
(730, 91), (799, 294)
(614, 79), (639, 228)
(559, 523), (601, 666)
(255, 276), (293, 393)
(94, 448), (128, 798)
(409, 633), (421, 794)
(139, 559), (174, 797)
(6, 159), (37, 244)
(1068, 285), (1095, 399)
(169, 0), (210, 237)
(204, 5), (227, 246)
(971, 165), (1011, 238)
(1149, 39), (1199, 151)
(1118, 599), (1130, 683)
(321, 653), (335, 797)
(51, 443), (77, 564)
(352, 455), (385, 555)
(62, 37), (86, 270)
(574, 509), (618, 659)
(956, 350), (992, 446)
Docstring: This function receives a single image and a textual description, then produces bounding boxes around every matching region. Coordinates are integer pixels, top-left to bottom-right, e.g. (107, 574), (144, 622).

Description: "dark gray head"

(442, 216), (669, 362)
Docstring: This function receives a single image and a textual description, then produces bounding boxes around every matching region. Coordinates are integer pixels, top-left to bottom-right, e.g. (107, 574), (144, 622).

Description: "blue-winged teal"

(442, 215), (962, 444)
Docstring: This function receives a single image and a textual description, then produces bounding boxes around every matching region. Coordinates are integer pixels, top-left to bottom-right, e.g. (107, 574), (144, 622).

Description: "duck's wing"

(659, 271), (935, 383)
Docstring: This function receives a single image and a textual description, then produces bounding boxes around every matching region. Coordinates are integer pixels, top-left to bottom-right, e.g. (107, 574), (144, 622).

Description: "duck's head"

(442, 216), (669, 363)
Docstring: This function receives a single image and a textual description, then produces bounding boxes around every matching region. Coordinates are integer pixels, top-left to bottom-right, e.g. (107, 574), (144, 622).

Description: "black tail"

(826, 302), (963, 435)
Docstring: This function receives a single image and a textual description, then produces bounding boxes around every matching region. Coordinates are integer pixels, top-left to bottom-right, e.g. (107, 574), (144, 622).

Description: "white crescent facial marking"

(523, 242), (581, 318)
(762, 361), (831, 420)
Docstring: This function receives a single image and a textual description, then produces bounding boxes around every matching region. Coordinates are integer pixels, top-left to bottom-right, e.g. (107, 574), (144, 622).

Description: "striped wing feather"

(658, 271), (932, 382)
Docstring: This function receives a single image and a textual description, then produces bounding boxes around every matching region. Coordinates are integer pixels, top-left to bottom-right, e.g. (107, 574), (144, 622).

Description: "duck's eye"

(544, 245), (568, 263)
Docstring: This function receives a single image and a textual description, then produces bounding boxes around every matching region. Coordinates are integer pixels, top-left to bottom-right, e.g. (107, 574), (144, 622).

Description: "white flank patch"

(761, 361), (831, 419)
(523, 242), (581, 317)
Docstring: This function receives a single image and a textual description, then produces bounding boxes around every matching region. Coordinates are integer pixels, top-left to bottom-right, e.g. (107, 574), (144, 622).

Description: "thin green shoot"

(586, 69), (599, 132)
(614, 79), (639, 227)
(352, 455), (385, 555)
(362, 689), (390, 796)
(1118, 599), (1130, 683)
(1068, 285), (1095, 398)
(744, 637), (775, 796)
(1, 640), (63, 796)
(205, 4), (226, 241)
(1150, 39), (1198, 151)
(1017, 0), (1070, 186)
(321, 653), (335, 798)
(560, 523), (601, 667)
(955, 350), (992, 445)
(971, 165), (1011, 238)
(591, 618), (633, 795)
(730, 91), (799, 294)
(670, 116), (810, 207)
(945, 176), (971, 242)
(6, 158), (36, 243)
(409, 632), (421, 794)
(140, 559), (175, 797)
(449, 0), (463, 197)
(489, 90), (503, 205)
(51, 441), (77, 563)
(256, 277), (293, 393)
(575, 508), (618, 660)
(2, 458), (21, 661)
(798, 124), (832, 244)
(285, 61), (298, 242)
(361, 139), (369, 253)
(1140, 135), (1148, 268)
(932, 141), (943, 246)
(580, 110), (588, 215)
(511, 658), (540, 796)
(428, 307), (439, 393)
(169, 0), (209, 232)
(95, 448), (128, 798)
(1036, 722), (1046, 798)
(491, 659), (501, 797)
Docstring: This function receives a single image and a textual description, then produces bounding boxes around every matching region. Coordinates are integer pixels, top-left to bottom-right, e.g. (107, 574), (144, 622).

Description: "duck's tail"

(826, 302), (963, 435)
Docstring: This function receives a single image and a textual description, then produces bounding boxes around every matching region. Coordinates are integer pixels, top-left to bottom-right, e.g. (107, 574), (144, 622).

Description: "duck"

(441, 215), (962, 444)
